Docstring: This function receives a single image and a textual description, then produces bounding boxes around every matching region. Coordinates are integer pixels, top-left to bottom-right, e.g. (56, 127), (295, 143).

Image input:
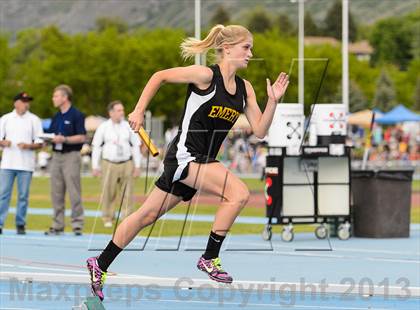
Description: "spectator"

(164, 126), (178, 149)
(91, 101), (141, 228)
(0, 92), (43, 235)
(45, 85), (86, 236)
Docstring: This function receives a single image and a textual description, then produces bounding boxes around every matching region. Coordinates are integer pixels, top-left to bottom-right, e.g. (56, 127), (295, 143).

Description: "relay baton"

(138, 127), (159, 157)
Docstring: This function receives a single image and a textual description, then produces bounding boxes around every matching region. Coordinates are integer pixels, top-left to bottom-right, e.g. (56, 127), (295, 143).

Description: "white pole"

(194, 0), (201, 65)
(298, 0), (305, 105)
(145, 110), (152, 132)
(342, 0), (349, 112)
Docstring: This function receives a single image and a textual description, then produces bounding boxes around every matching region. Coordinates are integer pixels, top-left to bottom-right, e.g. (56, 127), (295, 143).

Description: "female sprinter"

(87, 24), (289, 301)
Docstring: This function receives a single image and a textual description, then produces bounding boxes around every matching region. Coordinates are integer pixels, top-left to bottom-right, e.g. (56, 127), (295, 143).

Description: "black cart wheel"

(281, 226), (294, 242)
(262, 225), (272, 241)
(315, 225), (328, 239)
(337, 223), (351, 240)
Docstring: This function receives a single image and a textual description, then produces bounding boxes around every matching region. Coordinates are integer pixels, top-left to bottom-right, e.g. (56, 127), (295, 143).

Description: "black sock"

(97, 240), (123, 271)
(202, 231), (226, 260)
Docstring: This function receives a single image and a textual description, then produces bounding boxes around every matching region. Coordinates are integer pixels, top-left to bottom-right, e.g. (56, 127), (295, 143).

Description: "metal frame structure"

(262, 146), (352, 242)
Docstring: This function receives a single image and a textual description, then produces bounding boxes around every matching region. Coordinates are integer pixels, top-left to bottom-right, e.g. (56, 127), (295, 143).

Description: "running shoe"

(197, 256), (233, 283)
(86, 256), (107, 301)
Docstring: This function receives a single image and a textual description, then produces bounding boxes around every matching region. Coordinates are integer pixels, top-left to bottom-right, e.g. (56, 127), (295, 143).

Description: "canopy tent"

(348, 109), (383, 128)
(41, 118), (51, 131)
(376, 104), (420, 125)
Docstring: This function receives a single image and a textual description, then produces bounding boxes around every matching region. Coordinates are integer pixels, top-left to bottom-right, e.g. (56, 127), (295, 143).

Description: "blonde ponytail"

(180, 24), (225, 61)
(180, 24), (252, 62)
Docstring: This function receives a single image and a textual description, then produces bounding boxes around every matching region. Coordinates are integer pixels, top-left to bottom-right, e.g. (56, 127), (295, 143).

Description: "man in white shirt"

(91, 101), (141, 227)
(0, 92), (43, 235)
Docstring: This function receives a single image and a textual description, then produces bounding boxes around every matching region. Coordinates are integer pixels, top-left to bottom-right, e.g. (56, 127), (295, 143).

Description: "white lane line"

(0, 264), (85, 274)
(332, 247), (420, 256)
(1, 271), (419, 297)
(0, 308), (43, 310)
(366, 257), (420, 264)
(227, 241), (420, 256)
(263, 251), (420, 264)
(0, 292), (396, 310)
(0, 306), (43, 310)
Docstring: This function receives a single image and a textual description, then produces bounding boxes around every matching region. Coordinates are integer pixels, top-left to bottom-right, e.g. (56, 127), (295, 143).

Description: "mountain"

(0, 0), (418, 35)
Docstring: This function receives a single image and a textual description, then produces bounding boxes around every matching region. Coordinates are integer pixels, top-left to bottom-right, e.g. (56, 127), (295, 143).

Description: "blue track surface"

(1, 280), (419, 310)
(1, 227), (419, 309)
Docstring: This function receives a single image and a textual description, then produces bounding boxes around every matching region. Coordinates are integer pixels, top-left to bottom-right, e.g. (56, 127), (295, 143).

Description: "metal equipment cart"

(262, 145), (352, 242)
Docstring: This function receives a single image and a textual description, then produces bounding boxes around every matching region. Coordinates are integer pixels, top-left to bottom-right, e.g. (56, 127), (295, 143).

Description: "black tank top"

(165, 64), (247, 168)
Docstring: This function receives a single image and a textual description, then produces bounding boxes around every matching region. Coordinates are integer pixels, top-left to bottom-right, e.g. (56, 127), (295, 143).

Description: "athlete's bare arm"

(244, 72), (289, 138)
(155, 65), (213, 88)
(128, 65), (213, 131)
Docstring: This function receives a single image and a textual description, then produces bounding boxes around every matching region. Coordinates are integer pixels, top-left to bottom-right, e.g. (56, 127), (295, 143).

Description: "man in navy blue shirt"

(45, 85), (86, 236)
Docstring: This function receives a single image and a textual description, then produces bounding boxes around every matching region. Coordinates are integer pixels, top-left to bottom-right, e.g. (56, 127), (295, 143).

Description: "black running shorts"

(154, 161), (197, 201)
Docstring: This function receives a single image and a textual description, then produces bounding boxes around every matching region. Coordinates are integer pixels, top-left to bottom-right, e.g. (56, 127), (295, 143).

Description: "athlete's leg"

(112, 186), (182, 248)
(87, 186), (182, 300)
(180, 161), (250, 283)
(180, 161), (250, 236)
(181, 162), (249, 283)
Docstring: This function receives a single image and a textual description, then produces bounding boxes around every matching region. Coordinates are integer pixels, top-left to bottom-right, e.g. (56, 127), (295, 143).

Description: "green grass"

(4, 209), (418, 236)
(241, 177), (265, 192)
(411, 207), (420, 223)
(3, 213), (316, 236)
(4, 176), (268, 235)
(16, 199), (264, 217)
(413, 180), (420, 192)
(3, 176), (419, 236)
(12, 177), (266, 209)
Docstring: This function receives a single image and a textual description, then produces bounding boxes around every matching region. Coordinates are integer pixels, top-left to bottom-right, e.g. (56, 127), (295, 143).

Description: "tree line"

(0, 3), (418, 125)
